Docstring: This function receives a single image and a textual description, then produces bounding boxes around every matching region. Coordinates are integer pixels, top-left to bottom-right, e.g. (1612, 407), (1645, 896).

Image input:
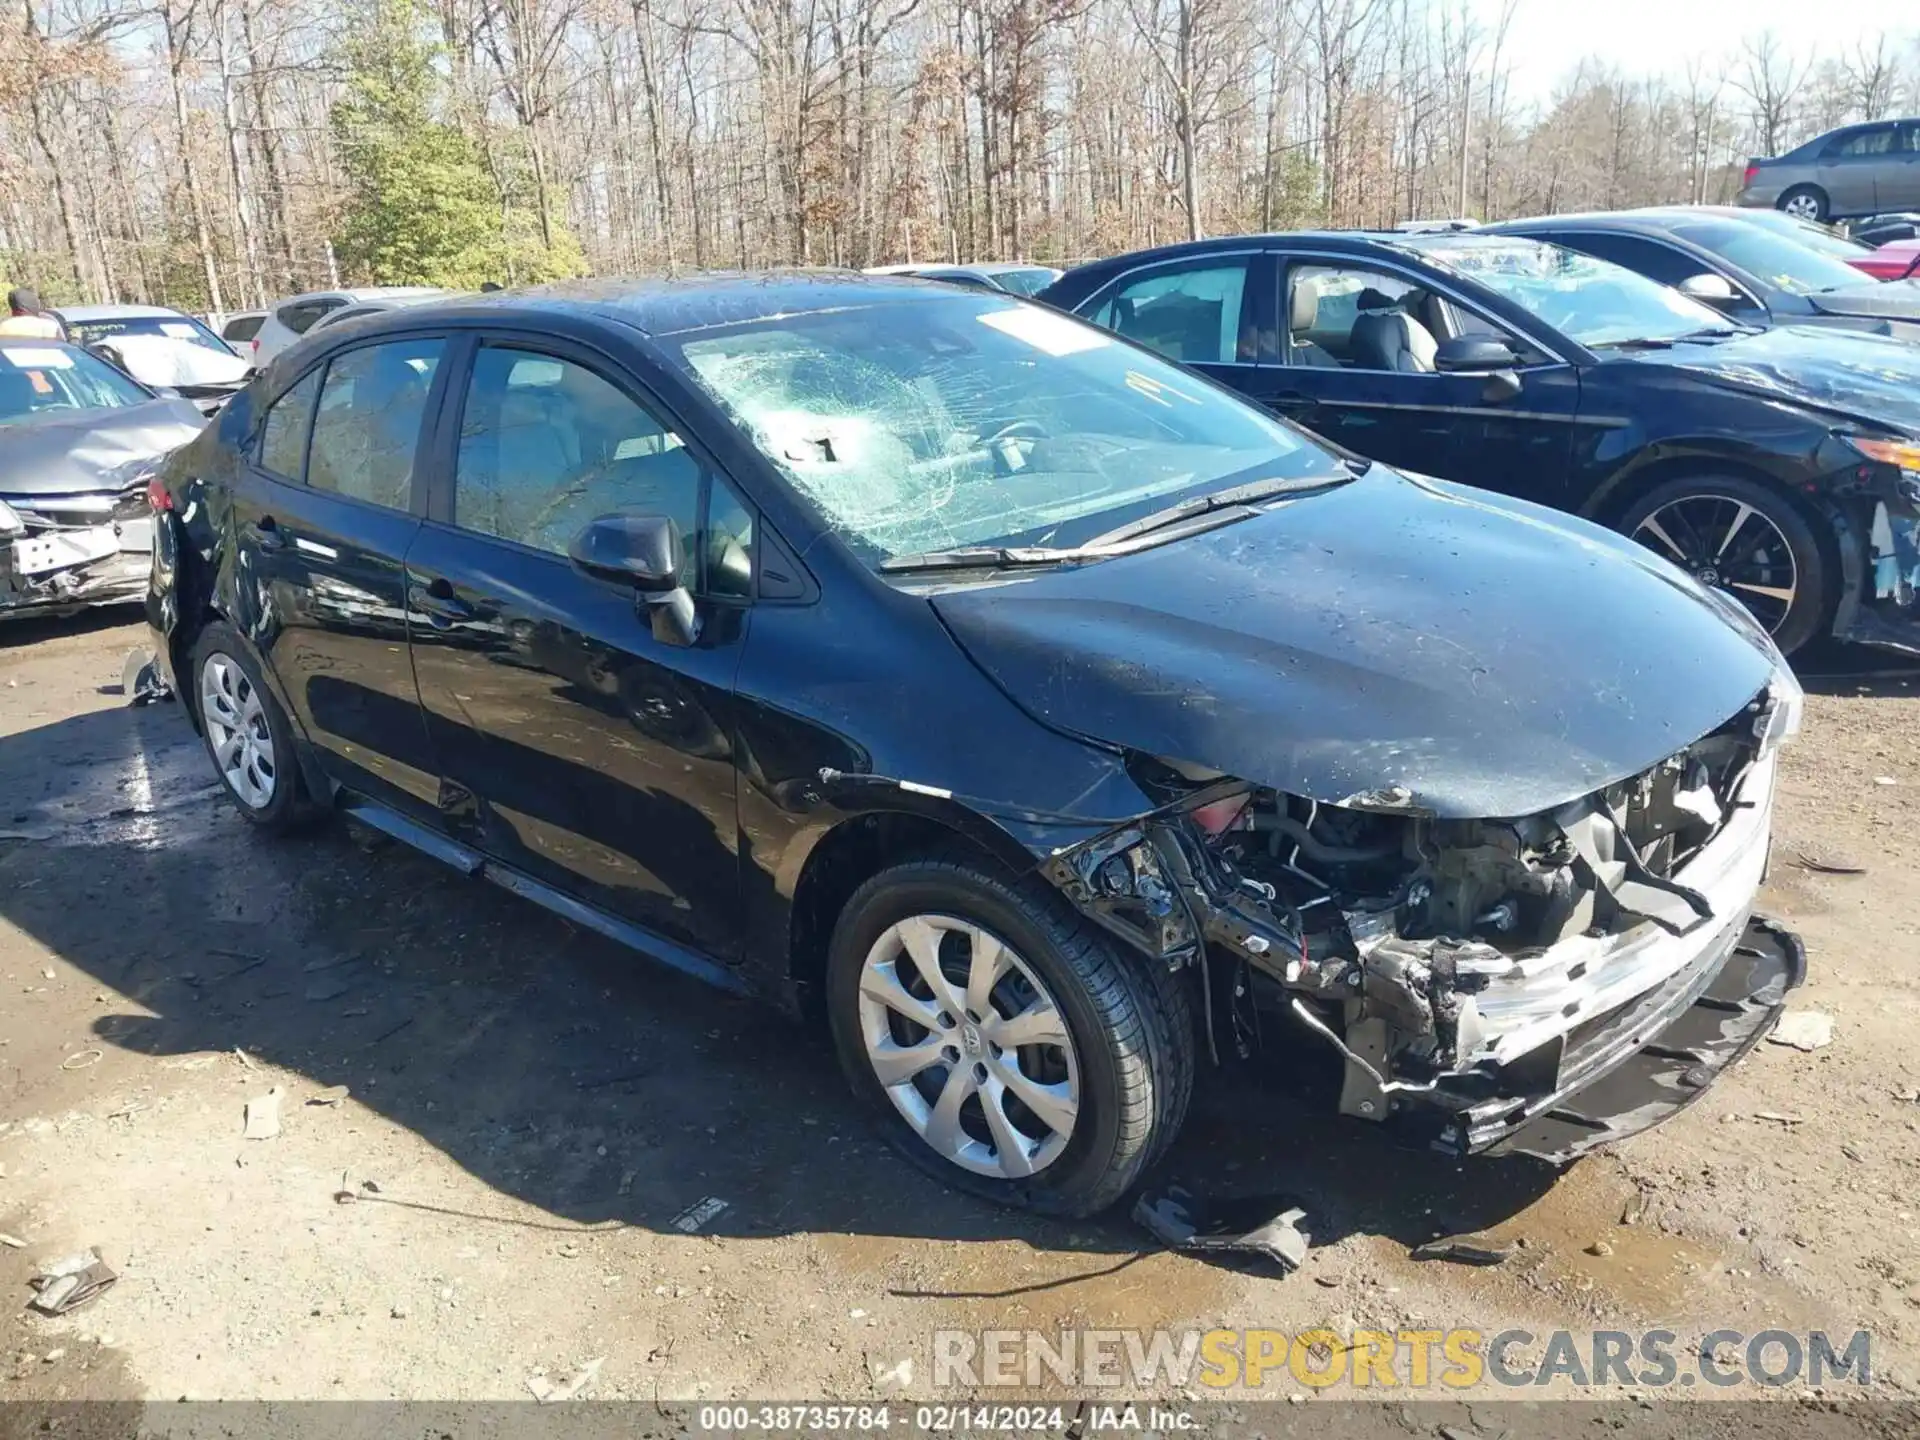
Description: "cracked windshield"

(671, 296), (1339, 563)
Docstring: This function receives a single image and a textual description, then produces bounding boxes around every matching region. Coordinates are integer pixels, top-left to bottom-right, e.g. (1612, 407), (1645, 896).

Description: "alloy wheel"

(1631, 494), (1799, 636)
(856, 914), (1080, 1179)
(199, 652), (277, 810)
(1781, 194), (1821, 221)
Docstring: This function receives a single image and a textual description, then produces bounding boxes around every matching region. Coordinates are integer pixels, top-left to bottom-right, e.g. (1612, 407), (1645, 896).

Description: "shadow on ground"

(0, 698), (1556, 1272)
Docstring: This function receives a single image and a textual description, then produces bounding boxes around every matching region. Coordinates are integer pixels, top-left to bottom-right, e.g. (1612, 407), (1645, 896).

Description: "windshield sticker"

(26, 370), (53, 394)
(976, 306), (1111, 356)
(3, 346), (73, 369)
(159, 322), (200, 338)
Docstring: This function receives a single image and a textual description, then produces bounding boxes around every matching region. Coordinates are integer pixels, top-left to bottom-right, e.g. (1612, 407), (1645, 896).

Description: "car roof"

(295, 272), (1002, 339)
(277, 286), (447, 307)
(52, 304), (196, 321)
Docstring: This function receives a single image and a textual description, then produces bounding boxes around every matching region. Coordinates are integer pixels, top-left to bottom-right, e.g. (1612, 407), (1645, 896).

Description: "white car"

(54, 304), (238, 357)
(249, 287), (449, 364)
(307, 291), (462, 334)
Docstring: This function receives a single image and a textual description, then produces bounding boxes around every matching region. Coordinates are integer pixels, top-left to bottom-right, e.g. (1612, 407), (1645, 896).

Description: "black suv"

(148, 278), (1803, 1214)
(1042, 231), (1920, 656)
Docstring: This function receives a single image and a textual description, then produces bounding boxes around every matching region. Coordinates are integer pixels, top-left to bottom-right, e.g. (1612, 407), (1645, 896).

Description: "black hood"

(1623, 323), (1920, 433)
(931, 470), (1781, 820)
(0, 398), (205, 497)
(1805, 279), (1920, 322)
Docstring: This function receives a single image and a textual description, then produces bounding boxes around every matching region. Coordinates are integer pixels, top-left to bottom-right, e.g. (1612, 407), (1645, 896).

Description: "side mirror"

(1677, 272), (1739, 306)
(1433, 336), (1516, 373)
(1434, 335), (1522, 401)
(569, 512), (700, 646)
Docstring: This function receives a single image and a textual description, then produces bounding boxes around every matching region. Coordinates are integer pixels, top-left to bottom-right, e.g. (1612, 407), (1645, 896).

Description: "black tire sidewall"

(1617, 474), (1831, 656)
(825, 863), (1143, 1216)
(1778, 186), (1827, 223)
(190, 621), (307, 829)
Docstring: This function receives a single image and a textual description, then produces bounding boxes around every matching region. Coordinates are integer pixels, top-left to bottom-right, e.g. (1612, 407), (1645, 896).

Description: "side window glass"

(705, 475), (755, 600)
(258, 368), (321, 480)
(1089, 262), (1253, 364)
(1568, 234), (1700, 288)
(1285, 264), (1439, 374)
(1831, 128), (1893, 159)
(453, 346), (701, 571)
(306, 337), (443, 510)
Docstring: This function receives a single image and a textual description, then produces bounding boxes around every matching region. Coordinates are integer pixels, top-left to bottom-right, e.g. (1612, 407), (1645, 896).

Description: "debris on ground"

(1753, 1111), (1806, 1126)
(526, 1356), (604, 1402)
(243, 1086), (284, 1140)
(307, 1085), (350, 1107)
(60, 1050), (102, 1071)
(1586, 1240), (1615, 1257)
(1132, 1187), (1310, 1272)
(1873, 775), (1899, 786)
(1767, 1011), (1834, 1052)
(1409, 1234), (1515, 1266)
(865, 1355), (914, 1388)
(1620, 1193), (1647, 1226)
(669, 1196), (729, 1234)
(1793, 848), (1866, 876)
(0, 1232), (24, 1249)
(120, 648), (170, 706)
(27, 1250), (118, 1316)
(232, 1047), (256, 1070)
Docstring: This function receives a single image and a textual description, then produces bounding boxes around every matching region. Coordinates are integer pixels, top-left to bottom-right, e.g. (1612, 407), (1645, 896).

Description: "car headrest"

(1356, 288), (1402, 314)
(1289, 279), (1320, 332)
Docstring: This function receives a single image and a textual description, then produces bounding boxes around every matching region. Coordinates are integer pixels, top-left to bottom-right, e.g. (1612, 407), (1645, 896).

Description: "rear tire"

(1617, 475), (1831, 655)
(826, 854), (1193, 1217)
(1777, 186), (1827, 223)
(190, 621), (317, 833)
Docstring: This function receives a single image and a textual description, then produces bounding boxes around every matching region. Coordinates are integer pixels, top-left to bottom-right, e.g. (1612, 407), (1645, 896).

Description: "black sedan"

(1041, 230), (1920, 656)
(149, 277), (1804, 1215)
(1483, 208), (1920, 341)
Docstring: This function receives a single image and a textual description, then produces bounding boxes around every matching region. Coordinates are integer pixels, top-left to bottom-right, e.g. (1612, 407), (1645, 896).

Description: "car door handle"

(408, 578), (472, 626)
(251, 516), (286, 552)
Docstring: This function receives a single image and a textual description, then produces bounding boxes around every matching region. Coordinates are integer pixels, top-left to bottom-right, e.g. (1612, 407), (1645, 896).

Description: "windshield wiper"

(1080, 470), (1357, 549)
(879, 544), (1095, 573)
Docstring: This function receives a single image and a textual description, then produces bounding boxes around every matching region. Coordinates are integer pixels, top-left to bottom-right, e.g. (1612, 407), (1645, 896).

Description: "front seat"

(1287, 280), (1340, 367)
(1350, 288), (1438, 373)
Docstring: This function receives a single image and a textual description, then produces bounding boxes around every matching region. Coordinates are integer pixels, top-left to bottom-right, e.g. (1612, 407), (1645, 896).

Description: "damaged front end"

(0, 480), (156, 619)
(1045, 676), (1806, 1165)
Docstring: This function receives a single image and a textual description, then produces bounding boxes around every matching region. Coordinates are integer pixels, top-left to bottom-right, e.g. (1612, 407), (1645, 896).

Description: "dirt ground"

(1, 609), (1918, 1426)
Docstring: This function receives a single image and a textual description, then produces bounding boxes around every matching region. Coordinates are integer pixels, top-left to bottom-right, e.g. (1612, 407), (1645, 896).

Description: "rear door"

(403, 333), (752, 961)
(225, 334), (448, 820)
(1078, 251), (1274, 397)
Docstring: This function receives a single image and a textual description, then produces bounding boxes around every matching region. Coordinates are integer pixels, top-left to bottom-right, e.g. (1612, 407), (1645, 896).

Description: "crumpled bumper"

(1431, 914), (1804, 1164)
(1837, 499), (1920, 655)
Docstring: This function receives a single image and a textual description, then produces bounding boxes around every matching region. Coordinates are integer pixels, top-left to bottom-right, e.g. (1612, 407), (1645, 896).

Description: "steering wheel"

(985, 419), (1050, 446)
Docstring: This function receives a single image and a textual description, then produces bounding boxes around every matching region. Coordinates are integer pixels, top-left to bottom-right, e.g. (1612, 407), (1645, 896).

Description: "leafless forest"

(3, 0), (1917, 312)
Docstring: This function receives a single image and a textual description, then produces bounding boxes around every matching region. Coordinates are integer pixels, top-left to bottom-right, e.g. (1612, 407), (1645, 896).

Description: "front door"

(1238, 258), (1583, 508)
(404, 336), (751, 961)
(226, 335), (447, 819)
(1818, 124), (1897, 217)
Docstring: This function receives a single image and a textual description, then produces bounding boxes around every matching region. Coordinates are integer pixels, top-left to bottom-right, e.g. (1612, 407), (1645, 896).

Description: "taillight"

(251, 337), (260, 355)
(1743, 163), (1759, 188)
(146, 476), (174, 512)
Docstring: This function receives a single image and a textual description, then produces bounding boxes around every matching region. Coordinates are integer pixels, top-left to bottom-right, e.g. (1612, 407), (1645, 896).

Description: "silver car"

(1739, 118), (1920, 223)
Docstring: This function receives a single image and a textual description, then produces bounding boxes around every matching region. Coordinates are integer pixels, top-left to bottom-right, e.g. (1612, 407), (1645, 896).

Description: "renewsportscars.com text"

(932, 1327), (1873, 1391)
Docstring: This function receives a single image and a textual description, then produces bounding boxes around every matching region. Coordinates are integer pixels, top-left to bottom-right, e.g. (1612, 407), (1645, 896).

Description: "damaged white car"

(0, 341), (203, 621)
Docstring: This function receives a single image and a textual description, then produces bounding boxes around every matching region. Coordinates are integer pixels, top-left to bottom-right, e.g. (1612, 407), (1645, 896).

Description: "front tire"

(1777, 186), (1827, 223)
(191, 621), (315, 833)
(1617, 475), (1830, 655)
(826, 855), (1192, 1217)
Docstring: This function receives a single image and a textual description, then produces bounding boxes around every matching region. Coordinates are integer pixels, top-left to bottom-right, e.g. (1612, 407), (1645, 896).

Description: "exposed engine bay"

(1046, 675), (1802, 1157)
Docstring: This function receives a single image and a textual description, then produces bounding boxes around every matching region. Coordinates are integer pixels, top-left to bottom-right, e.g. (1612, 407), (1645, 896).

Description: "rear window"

(222, 315), (265, 343)
(277, 300), (340, 335)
